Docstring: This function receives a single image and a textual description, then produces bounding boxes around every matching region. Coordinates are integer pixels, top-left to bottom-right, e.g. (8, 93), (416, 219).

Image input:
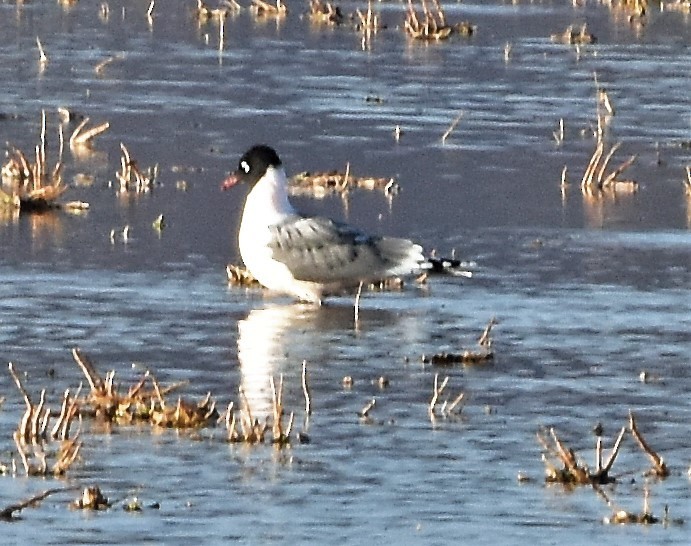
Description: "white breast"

(238, 166), (304, 296)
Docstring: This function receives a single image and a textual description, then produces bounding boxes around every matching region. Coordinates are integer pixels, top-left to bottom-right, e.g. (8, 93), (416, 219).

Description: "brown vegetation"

(289, 166), (398, 198)
(404, 0), (473, 41)
(421, 318), (496, 366)
(538, 412), (668, 487)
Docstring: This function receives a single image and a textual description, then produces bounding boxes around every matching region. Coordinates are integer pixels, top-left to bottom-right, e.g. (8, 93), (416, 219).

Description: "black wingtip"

(424, 257), (474, 278)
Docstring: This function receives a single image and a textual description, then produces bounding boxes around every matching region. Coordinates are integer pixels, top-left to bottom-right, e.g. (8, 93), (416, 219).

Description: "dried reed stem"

(601, 426), (626, 474)
(71, 348), (105, 391)
(36, 37), (48, 66)
(629, 411), (668, 477)
(354, 281), (363, 324)
(441, 111), (464, 143)
(302, 360), (311, 416)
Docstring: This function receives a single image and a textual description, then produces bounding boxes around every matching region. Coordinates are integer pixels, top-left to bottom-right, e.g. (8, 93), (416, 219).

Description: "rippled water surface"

(0, 0), (690, 543)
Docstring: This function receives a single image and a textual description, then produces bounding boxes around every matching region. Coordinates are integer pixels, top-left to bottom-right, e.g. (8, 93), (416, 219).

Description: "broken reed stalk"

(629, 411), (669, 477)
(269, 374), (283, 441)
(446, 391), (465, 414)
(71, 347), (104, 391)
(0, 487), (78, 520)
(429, 373), (449, 416)
(8, 362), (82, 476)
(36, 37), (48, 66)
(354, 281), (363, 325)
(602, 154), (637, 188)
(477, 317), (497, 347)
(538, 426), (623, 485)
(580, 140), (637, 194)
(581, 141), (604, 190)
(431, 0), (446, 26)
(595, 142), (621, 186)
(359, 398), (376, 418)
(302, 360), (311, 416)
(538, 411), (672, 487)
(8, 362), (32, 410)
(429, 374), (464, 421)
(600, 426), (627, 476)
(69, 118), (110, 148)
(441, 111), (464, 143)
(116, 143), (156, 193)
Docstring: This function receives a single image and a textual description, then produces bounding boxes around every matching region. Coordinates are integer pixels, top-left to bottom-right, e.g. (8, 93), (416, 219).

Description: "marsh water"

(0, 0), (690, 543)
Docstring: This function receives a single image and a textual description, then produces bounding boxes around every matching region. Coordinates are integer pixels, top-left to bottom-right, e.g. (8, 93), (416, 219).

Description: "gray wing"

(268, 215), (421, 283)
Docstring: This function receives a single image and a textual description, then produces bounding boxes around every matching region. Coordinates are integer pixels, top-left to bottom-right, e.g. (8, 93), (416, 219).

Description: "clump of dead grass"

(1, 110), (105, 213)
(421, 318), (496, 366)
(72, 348), (217, 428)
(7, 362), (82, 476)
(308, 0), (344, 25)
(289, 166), (398, 198)
(404, 0), (474, 41)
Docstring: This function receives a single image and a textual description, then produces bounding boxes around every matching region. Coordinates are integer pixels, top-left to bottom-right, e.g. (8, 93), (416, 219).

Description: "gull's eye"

(240, 160), (250, 174)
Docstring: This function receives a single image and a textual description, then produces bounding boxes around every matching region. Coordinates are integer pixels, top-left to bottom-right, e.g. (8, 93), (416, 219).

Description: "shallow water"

(0, 0), (690, 543)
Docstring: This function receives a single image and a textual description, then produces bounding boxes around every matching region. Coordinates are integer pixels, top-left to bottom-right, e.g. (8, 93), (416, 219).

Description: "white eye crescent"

(240, 160), (250, 174)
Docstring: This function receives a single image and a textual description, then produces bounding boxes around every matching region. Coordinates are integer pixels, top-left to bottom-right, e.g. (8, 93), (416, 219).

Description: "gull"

(222, 144), (468, 304)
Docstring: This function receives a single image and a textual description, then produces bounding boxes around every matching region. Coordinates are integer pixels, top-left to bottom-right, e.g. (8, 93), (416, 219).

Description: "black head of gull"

(222, 145), (466, 304)
(222, 144), (282, 189)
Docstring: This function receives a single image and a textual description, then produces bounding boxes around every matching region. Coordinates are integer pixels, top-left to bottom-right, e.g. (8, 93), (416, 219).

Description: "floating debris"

(358, 398), (376, 424)
(123, 496), (143, 512)
(422, 351), (493, 366)
(421, 318), (496, 366)
(152, 213), (165, 232)
(72, 486), (110, 510)
(226, 263), (261, 287)
(599, 485), (681, 526)
(550, 24), (596, 45)
(1, 487), (77, 520)
(289, 168), (398, 197)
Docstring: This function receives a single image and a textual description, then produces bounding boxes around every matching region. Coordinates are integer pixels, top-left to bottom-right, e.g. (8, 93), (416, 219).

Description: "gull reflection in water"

(235, 301), (417, 419)
(236, 304), (328, 419)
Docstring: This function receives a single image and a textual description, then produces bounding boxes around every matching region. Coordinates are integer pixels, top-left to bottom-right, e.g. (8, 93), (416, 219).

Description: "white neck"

(243, 165), (296, 225)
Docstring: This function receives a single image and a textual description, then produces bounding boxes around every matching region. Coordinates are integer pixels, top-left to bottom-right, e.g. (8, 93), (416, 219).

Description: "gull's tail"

(422, 256), (474, 278)
(376, 238), (473, 279)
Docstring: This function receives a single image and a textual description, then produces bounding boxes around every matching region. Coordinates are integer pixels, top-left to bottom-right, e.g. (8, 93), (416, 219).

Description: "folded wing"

(268, 216), (423, 283)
